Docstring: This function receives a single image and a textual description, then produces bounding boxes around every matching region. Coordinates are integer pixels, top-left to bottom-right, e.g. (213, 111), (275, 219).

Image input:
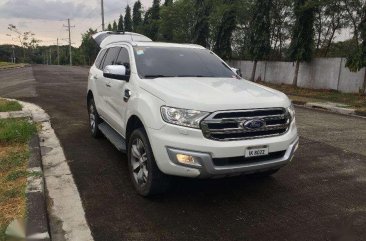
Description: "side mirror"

(103, 65), (129, 81)
(230, 67), (242, 77)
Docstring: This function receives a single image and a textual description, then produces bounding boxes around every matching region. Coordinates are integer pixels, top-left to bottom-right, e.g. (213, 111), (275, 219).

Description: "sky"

(0, 0), (152, 46)
(0, 0), (352, 47)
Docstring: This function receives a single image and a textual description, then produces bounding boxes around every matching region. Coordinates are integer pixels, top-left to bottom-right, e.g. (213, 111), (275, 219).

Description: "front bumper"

(166, 137), (298, 178)
(147, 121), (298, 178)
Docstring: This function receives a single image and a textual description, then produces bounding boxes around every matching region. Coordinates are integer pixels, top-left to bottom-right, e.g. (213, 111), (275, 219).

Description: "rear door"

(90, 48), (108, 116)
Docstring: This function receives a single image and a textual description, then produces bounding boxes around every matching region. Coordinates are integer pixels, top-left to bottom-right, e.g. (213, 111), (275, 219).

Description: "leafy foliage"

(132, 1), (143, 32)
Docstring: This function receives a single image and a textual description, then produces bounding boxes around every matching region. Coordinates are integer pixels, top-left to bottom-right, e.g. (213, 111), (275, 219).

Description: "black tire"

(127, 128), (170, 196)
(87, 98), (103, 138)
(249, 168), (280, 178)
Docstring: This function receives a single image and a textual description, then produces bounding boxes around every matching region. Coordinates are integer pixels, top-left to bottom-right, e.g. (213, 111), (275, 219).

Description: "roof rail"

(92, 31), (152, 48)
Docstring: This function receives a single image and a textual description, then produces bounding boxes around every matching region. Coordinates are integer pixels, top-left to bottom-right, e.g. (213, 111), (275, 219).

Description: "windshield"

(133, 47), (236, 79)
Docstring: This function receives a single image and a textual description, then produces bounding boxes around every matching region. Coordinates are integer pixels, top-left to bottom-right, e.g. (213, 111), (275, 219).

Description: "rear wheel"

(88, 98), (102, 138)
(128, 128), (170, 196)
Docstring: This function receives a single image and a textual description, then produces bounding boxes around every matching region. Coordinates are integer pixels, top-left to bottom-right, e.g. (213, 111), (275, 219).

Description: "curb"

(26, 134), (51, 241)
(0, 64), (28, 71)
(293, 102), (366, 119)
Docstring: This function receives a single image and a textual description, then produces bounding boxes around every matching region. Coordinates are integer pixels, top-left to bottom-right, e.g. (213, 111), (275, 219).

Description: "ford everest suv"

(87, 32), (299, 196)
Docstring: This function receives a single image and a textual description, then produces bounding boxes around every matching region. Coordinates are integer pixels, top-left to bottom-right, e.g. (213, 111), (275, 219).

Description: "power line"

(63, 18), (75, 66)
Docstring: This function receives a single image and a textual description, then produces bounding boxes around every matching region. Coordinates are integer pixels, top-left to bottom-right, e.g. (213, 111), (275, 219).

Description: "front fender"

(125, 88), (166, 135)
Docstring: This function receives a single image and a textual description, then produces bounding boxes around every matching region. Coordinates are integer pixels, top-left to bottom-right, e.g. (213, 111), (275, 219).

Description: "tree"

(80, 28), (99, 65)
(346, 3), (366, 94)
(112, 20), (118, 31)
(213, 0), (237, 59)
(150, 0), (161, 40)
(247, 0), (272, 81)
(118, 14), (124, 32)
(132, 1), (142, 32)
(7, 24), (40, 62)
(125, 5), (133, 31)
(192, 0), (211, 47)
(164, 0), (173, 6)
(288, 0), (316, 86)
(107, 23), (113, 31)
(314, 0), (347, 57)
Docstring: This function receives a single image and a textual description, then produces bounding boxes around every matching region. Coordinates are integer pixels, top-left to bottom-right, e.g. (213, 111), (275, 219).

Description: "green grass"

(0, 99), (22, 112)
(259, 81), (366, 112)
(0, 119), (36, 145)
(0, 118), (36, 240)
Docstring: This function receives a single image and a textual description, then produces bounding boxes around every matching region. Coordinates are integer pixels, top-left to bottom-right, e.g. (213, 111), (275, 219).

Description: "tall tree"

(247, 0), (272, 81)
(132, 1), (142, 32)
(112, 20), (118, 31)
(125, 5), (133, 31)
(118, 14), (124, 32)
(288, 0), (316, 86)
(150, 0), (161, 40)
(192, 0), (211, 47)
(164, 0), (173, 6)
(346, 3), (366, 94)
(107, 23), (113, 31)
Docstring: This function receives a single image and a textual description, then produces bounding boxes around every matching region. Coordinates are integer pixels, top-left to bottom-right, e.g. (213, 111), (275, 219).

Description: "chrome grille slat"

(201, 108), (290, 141)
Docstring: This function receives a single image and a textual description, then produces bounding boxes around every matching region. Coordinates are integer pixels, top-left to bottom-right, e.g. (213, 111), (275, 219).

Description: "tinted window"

(95, 49), (107, 70)
(133, 47), (235, 79)
(116, 48), (130, 66)
(101, 47), (120, 69)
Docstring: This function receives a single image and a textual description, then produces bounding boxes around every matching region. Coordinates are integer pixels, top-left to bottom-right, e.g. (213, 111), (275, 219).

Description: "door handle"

(93, 75), (98, 80)
(124, 89), (131, 102)
(106, 82), (111, 88)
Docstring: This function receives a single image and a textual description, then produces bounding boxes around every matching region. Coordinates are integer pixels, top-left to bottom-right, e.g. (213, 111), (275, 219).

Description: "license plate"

(245, 146), (269, 158)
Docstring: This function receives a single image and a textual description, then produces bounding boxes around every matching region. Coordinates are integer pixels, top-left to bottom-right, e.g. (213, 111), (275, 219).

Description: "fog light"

(176, 154), (197, 165)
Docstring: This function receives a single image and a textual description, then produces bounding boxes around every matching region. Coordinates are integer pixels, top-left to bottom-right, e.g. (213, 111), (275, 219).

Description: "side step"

(98, 122), (127, 153)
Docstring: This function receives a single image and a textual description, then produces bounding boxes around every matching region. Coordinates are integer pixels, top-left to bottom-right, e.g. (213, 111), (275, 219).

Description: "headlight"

(161, 106), (209, 129)
(287, 103), (295, 120)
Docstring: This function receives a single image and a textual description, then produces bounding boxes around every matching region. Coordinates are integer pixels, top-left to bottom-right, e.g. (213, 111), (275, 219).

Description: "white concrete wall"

(228, 58), (366, 94)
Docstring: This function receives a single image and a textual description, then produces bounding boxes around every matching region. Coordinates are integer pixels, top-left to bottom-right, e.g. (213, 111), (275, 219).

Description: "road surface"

(1, 65), (366, 241)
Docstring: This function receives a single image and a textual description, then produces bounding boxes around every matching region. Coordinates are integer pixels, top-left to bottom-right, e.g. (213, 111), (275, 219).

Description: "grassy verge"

(0, 118), (37, 240)
(0, 62), (25, 70)
(0, 99), (22, 112)
(259, 81), (366, 113)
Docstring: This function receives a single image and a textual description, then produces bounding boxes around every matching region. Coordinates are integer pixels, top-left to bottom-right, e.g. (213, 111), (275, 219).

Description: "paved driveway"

(1, 65), (366, 241)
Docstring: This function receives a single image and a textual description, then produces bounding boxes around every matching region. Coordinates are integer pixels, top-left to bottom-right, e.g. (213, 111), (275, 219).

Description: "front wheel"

(128, 128), (170, 196)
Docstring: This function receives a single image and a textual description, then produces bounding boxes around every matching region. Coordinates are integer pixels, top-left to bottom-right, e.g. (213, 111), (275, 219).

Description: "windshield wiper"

(143, 75), (175, 79)
(177, 75), (213, 77)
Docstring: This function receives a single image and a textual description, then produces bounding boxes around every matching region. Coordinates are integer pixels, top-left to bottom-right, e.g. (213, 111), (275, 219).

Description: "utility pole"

(11, 45), (15, 63)
(57, 38), (60, 65)
(63, 19), (75, 66)
(101, 0), (105, 31)
(49, 48), (52, 65)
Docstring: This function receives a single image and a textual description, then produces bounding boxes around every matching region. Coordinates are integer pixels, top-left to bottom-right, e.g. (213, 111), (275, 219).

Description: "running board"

(98, 122), (127, 153)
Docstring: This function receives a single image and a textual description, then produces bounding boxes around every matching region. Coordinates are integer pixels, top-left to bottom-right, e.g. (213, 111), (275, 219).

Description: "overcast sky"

(0, 0), (152, 46)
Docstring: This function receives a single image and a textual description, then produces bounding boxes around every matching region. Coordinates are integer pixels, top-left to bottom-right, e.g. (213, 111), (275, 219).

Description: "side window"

(116, 47), (131, 75)
(95, 49), (107, 70)
(101, 47), (121, 70)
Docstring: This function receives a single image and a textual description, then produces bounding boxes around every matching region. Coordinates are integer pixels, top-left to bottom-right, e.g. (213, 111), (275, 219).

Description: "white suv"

(87, 32), (299, 196)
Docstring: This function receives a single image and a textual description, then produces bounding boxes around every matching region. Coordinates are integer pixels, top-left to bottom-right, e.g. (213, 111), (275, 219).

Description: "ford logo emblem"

(242, 119), (266, 130)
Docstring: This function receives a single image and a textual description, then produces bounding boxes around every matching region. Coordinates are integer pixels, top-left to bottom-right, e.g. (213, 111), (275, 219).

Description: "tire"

(128, 128), (170, 196)
(88, 98), (103, 138)
(249, 168), (280, 178)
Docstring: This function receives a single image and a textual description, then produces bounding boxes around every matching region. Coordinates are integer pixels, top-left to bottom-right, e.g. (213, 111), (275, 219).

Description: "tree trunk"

(251, 60), (258, 82)
(293, 60), (300, 87)
(362, 68), (366, 95)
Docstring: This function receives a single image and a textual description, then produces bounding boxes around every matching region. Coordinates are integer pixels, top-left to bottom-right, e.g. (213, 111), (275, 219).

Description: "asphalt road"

(1, 65), (366, 241)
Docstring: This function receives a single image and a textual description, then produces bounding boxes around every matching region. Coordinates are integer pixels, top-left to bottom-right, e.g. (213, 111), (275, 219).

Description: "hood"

(139, 77), (291, 112)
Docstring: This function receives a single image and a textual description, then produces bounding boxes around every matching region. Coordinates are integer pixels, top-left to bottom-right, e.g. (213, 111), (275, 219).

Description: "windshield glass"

(133, 47), (235, 79)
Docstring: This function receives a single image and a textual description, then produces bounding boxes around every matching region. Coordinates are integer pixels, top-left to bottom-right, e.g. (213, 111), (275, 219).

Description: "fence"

(228, 58), (366, 94)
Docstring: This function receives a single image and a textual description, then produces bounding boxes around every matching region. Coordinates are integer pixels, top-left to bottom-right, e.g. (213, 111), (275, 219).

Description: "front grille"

(201, 108), (291, 141)
(212, 151), (287, 166)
